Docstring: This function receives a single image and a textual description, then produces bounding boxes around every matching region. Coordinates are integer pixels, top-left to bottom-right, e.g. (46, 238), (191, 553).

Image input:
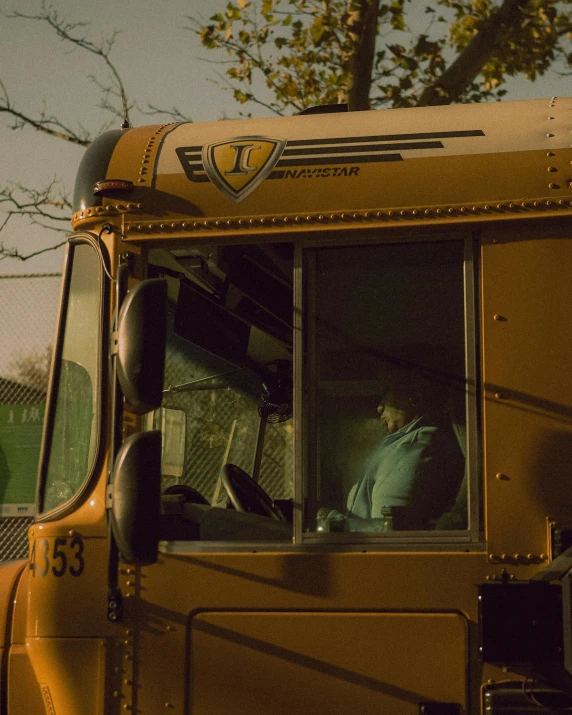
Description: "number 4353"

(29, 536), (85, 578)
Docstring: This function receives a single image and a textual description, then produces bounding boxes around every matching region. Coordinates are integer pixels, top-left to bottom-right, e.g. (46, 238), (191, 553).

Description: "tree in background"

(0, 0), (571, 257)
(8, 345), (52, 393)
(194, 0), (572, 113)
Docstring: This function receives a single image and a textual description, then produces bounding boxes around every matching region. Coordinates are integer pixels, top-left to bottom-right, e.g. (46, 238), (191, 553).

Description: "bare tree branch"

(1, 1), (132, 141)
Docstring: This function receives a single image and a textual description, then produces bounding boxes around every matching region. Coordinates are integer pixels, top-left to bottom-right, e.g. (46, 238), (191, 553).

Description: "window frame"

(158, 231), (484, 553)
(36, 234), (109, 521)
(297, 232), (482, 548)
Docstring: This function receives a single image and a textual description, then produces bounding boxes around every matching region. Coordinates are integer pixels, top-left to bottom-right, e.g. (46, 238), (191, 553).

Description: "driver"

(323, 364), (465, 531)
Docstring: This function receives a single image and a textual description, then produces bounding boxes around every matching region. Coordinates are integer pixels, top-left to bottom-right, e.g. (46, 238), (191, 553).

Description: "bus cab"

(2, 96), (572, 714)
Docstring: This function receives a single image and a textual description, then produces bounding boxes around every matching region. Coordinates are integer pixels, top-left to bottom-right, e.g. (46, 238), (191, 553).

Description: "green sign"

(0, 403), (44, 516)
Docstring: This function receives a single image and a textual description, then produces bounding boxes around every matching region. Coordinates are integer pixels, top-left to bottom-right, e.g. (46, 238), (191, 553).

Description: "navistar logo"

(202, 136), (286, 203)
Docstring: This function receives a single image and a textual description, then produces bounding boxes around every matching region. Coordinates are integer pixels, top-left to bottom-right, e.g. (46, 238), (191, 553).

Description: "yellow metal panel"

(482, 229), (572, 559)
(189, 611), (468, 714)
(27, 637), (108, 715)
(7, 644), (45, 714)
(0, 560), (25, 647)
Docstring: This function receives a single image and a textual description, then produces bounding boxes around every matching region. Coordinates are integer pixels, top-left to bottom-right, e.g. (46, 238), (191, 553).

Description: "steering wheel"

(163, 484), (209, 505)
(222, 464), (286, 521)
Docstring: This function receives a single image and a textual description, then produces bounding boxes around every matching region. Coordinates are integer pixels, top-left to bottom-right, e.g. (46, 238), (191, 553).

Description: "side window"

(40, 241), (103, 513)
(304, 240), (469, 536)
(151, 243), (294, 543)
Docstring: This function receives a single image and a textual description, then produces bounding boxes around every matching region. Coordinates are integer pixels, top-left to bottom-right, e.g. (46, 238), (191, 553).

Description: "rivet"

(411, 209), (419, 216)
(138, 179), (145, 183)
(215, 220), (221, 227)
(388, 210), (395, 217)
(340, 213), (348, 219)
(126, 581), (134, 587)
(547, 133), (555, 137)
(226, 220), (233, 226)
(159, 223), (166, 229)
(400, 210), (408, 217)
(113, 691), (120, 698)
(376, 211), (384, 218)
(547, 151), (556, 156)
(527, 554), (534, 560)
(494, 392), (503, 400)
(148, 224), (153, 230)
(238, 219), (245, 225)
(548, 116), (555, 120)
(124, 679), (132, 686)
(424, 209), (432, 216)
(501, 554), (508, 561)
(329, 214), (336, 220)
(548, 167), (558, 172)
(137, 225), (144, 230)
(448, 207), (455, 214)
(484, 204), (491, 211)
(521, 201), (529, 208)
(488, 554), (496, 562)
(513, 554), (522, 560)
(546, 200), (553, 206)
(540, 553), (548, 561)
(260, 217), (266, 224)
(548, 183), (560, 189)
(493, 314), (506, 321)
(193, 221), (201, 228)
(435, 209), (443, 215)
(352, 212), (360, 219)
(460, 207), (467, 213)
(318, 214), (325, 220)
(495, 473), (510, 481)
(87, 209), (93, 216)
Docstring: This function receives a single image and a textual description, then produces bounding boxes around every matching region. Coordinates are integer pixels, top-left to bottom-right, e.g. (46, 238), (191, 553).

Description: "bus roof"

(72, 96), (572, 238)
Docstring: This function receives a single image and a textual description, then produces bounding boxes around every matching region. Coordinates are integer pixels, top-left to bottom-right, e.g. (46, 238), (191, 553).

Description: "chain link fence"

(0, 273), (61, 560)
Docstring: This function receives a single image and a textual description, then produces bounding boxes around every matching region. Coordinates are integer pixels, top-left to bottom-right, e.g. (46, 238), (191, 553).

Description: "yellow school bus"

(1, 96), (572, 714)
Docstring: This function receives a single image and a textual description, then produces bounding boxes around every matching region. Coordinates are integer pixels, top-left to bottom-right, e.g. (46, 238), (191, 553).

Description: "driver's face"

(377, 401), (409, 434)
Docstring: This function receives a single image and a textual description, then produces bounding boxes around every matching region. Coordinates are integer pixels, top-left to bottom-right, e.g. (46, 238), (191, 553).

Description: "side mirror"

(116, 278), (167, 414)
(110, 430), (162, 565)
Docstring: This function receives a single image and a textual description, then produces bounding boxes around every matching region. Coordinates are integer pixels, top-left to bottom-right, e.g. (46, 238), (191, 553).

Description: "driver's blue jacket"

(346, 416), (464, 530)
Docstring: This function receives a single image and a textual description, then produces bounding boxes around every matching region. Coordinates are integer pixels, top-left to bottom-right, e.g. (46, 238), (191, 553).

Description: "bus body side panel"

(481, 225), (572, 559)
(0, 560), (27, 711)
(124, 551), (493, 713)
(8, 566), (48, 714)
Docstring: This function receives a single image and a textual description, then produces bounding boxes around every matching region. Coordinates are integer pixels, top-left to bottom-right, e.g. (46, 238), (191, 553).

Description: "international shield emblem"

(202, 136), (286, 203)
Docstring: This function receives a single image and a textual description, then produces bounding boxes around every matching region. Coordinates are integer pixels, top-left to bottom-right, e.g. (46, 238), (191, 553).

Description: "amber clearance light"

(93, 179), (134, 196)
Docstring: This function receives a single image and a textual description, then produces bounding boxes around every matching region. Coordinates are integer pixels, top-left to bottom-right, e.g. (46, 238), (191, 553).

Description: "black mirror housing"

(110, 430), (162, 565)
(117, 278), (167, 414)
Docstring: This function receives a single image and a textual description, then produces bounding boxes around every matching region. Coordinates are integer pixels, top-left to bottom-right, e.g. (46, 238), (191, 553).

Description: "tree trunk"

(345, 0), (380, 110)
(417, 0), (530, 106)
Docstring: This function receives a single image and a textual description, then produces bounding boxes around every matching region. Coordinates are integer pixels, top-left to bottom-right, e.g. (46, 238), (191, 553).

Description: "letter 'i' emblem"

(202, 136), (286, 202)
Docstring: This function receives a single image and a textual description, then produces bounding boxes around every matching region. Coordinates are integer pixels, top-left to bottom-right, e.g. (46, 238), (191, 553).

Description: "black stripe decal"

(276, 154), (403, 167)
(287, 130), (485, 147)
(283, 140), (443, 156)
